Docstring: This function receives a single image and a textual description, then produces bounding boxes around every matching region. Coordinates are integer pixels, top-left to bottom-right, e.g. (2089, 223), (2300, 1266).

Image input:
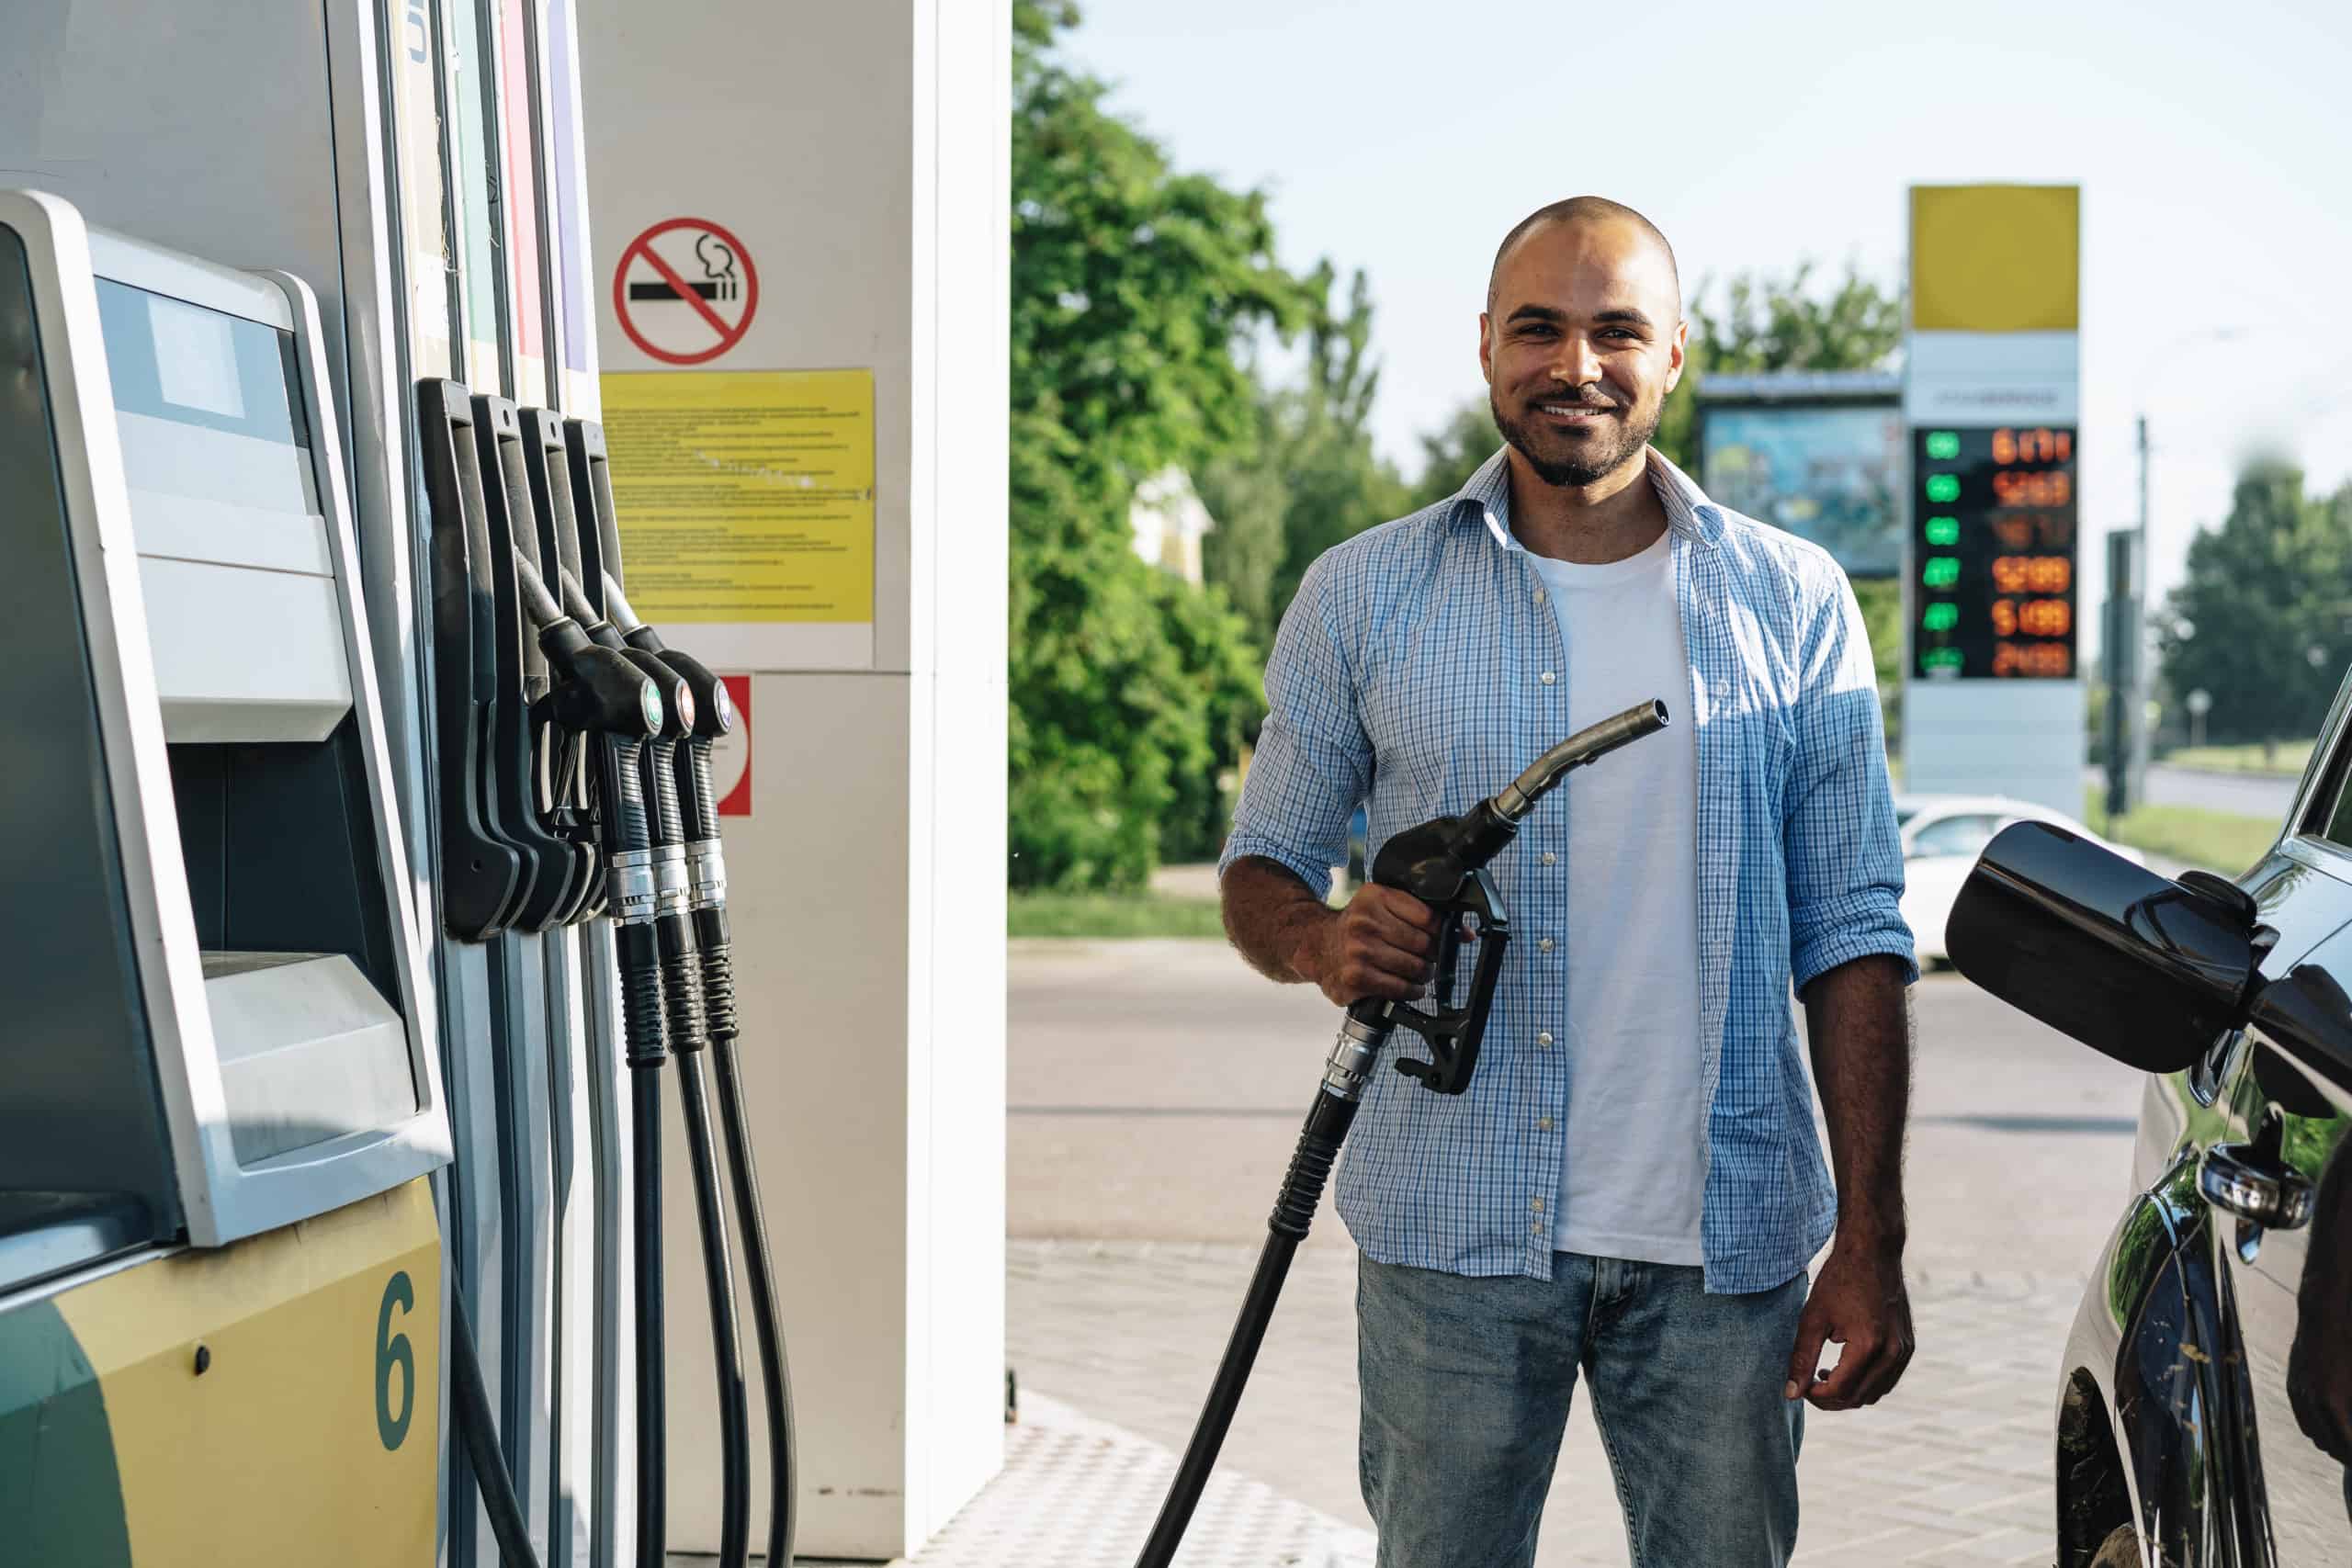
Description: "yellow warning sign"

(599, 369), (875, 625)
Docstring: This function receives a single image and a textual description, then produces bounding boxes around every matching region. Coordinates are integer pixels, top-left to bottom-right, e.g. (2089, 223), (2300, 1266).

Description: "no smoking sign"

(612, 217), (760, 365)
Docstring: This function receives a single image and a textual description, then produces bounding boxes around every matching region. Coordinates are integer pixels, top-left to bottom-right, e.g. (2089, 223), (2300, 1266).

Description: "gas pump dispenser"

(0, 184), (798, 1564)
(0, 189), (451, 1561)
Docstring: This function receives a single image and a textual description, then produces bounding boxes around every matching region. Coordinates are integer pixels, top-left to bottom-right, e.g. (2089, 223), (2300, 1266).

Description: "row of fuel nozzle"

(511, 558), (738, 1066)
(417, 378), (789, 1568)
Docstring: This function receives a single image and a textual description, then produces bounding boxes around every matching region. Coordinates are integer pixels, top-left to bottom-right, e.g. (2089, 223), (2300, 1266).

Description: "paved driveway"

(996, 941), (2146, 1565)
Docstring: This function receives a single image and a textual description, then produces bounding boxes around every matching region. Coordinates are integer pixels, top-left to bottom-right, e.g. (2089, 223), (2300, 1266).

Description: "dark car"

(1950, 703), (2352, 1567)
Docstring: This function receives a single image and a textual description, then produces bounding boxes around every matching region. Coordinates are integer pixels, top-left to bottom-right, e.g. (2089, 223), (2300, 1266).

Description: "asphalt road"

(1008, 939), (2147, 1280)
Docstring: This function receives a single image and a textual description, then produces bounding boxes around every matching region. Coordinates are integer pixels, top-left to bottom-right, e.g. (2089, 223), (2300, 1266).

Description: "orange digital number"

(1993, 642), (2073, 678)
(2019, 599), (2071, 637)
(1992, 556), (2072, 594)
(1993, 428), (2075, 466)
(1991, 513), (2078, 552)
(1996, 598), (2073, 637)
(1992, 470), (2073, 508)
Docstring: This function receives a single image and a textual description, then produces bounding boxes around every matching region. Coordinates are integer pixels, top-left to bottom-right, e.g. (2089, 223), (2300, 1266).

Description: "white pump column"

(575, 2), (1011, 1557)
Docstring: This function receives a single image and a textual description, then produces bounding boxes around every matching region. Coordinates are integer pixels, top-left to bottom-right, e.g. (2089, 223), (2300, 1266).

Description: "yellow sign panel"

(601, 368), (876, 624)
(1910, 185), (2080, 333)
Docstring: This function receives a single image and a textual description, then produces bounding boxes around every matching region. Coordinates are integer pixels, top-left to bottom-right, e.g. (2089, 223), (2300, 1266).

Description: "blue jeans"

(1358, 1252), (1807, 1568)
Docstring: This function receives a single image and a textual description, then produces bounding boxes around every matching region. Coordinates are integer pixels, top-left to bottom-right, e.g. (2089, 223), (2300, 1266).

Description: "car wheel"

(2088, 1523), (2143, 1568)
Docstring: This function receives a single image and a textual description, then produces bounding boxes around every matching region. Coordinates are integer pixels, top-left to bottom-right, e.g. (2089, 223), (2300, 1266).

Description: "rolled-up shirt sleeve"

(1218, 553), (1374, 901)
(1785, 569), (1918, 992)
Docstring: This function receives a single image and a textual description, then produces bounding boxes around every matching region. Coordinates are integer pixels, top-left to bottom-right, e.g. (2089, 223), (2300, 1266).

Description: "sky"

(1060, 0), (2352, 641)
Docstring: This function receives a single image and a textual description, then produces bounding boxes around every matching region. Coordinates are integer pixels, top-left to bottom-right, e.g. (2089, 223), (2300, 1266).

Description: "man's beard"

(1490, 387), (1661, 489)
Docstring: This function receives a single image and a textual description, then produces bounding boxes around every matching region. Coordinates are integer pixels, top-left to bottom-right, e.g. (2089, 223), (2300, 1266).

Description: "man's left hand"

(1783, 1241), (1915, 1411)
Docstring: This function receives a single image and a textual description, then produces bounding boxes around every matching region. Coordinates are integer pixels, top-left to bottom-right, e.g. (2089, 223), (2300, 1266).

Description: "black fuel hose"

(513, 554), (691, 1568)
(628, 1044), (667, 1568)
(711, 1019), (799, 1568)
(450, 1285), (548, 1568)
(603, 571), (799, 1568)
(1136, 1089), (1355, 1567)
(638, 706), (752, 1568)
(676, 1050), (752, 1568)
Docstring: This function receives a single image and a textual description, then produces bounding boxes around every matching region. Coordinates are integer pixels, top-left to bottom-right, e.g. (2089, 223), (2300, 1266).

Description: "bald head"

(1487, 197), (1680, 320)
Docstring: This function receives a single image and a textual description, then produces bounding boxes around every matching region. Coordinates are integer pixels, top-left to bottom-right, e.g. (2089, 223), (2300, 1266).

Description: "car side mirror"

(1948, 820), (2262, 1073)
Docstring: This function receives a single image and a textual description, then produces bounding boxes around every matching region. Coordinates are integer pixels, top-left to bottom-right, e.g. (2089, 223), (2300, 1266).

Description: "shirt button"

(1537, 937), (1555, 953)
(1536, 1032), (1554, 1047)
(1532, 587), (1547, 604)
(1541, 851), (1557, 866)
(1531, 1196), (1545, 1213)
(1539, 670), (1556, 685)
(1538, 1116), (1555, 1132)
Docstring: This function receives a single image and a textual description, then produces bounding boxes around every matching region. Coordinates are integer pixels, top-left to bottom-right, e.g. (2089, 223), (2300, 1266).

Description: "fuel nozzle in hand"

(1352, 697), (1671, 1096)
(1132, 695), (1672, 1568)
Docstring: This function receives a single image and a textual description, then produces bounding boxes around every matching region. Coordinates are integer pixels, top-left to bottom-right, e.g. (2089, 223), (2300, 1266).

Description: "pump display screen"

(1911, 425), (2077, 680)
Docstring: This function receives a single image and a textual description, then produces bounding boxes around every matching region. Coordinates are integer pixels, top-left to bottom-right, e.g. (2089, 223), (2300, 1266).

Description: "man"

(1218, 197), (1917, 1566)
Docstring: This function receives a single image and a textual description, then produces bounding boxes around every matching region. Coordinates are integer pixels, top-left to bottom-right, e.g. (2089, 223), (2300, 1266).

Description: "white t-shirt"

(1525, 529), (1706, 1265)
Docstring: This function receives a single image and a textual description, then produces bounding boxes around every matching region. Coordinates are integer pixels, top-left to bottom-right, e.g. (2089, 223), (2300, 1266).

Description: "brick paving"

(981, 1237), (2081, 1567)
(865, 941), (2143, 1566)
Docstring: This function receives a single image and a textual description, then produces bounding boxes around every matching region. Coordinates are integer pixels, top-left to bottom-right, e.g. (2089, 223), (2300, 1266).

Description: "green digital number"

(376, 1270), (415, 1451)
(1925, 430), (1960, 460)
(1922, 557), (1961, 590)
(1920, 603), (1959, 632)
(1924, 474), (1962, 503)
(1925, 516), (1960, 546)
(1921, 648), (1964, 674)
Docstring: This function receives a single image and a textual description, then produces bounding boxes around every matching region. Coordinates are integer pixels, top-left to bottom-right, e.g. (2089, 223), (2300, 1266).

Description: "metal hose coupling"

(1492, 699), (1670, 822)
(1319, 1015), (1387, 1102)
(605, 847), (661, 928)
(685, 840), (728, 911)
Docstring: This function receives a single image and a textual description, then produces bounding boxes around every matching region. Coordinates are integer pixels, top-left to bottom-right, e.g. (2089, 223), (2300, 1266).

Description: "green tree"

(1198, 265), (1408, 649)
(1405, 400), (1501, 512)
(2159, 462), (2352, 748)
(1009, 1), (1313, 888)
(1657, 260), (1904, 475)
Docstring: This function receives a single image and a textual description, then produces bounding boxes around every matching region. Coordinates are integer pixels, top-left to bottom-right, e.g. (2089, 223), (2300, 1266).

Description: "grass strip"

(2161, 739), (2313, 778)
(2082, 788), (2279, 876)
(1009, 889), (1227, 940)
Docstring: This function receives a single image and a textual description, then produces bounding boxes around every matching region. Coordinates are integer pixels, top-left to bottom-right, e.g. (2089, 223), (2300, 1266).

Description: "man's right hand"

(1295, 884), (1441, 1008)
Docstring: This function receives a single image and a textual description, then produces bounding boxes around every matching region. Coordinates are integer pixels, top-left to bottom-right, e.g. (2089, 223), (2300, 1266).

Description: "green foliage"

(2163, 739), (2316, 777)
(1658, 260), (1904, 475)
(1405, 401), (1502, 513)
(1197, 265), (1409, 651)
(1008, 3), (1314, 890)
(2158, 462), (2352, 747)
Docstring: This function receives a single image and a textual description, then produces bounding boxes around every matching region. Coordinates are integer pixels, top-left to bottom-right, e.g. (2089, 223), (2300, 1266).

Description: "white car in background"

(1895, 794), (2146, 964)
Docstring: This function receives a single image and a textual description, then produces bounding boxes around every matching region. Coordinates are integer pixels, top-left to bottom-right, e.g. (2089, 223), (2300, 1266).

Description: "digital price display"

(1911, 425), (2077, 680)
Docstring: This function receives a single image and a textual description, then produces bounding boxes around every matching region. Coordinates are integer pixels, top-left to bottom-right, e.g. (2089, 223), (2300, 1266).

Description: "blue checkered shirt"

(1220, 446), (1916, 1293)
